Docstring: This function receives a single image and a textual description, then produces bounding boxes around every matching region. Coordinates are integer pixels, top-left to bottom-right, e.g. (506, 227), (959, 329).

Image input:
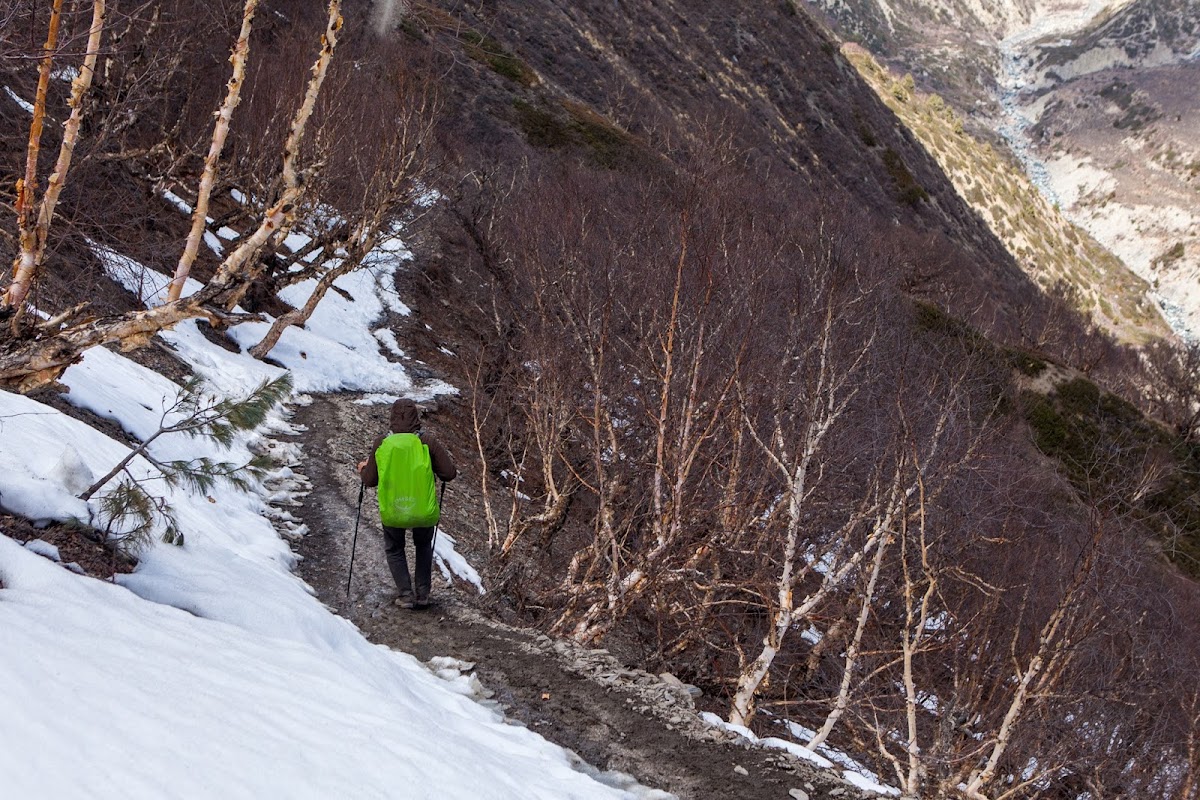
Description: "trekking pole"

(431, 480), (447, 554)
(346, 481), (365, 598)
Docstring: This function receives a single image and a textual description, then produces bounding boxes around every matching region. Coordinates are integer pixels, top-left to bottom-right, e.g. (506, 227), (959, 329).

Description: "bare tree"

(0, 0), (347, 393)
(4, 0), (105, 329)
(1144, 338), (1200, 443)
(725, 217), (903, 727)
(166, 0), (259, 303)
(244, 48), (438, 358)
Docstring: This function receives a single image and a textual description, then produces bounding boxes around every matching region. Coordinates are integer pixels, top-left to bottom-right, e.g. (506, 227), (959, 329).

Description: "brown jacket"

(360, 399), (457, 487)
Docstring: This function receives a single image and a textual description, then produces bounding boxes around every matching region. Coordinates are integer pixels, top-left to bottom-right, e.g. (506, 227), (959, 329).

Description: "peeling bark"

(167, 0), (260, 303)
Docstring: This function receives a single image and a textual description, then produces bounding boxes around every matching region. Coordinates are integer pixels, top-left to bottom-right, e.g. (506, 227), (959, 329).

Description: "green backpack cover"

(375, 433), (439, 528)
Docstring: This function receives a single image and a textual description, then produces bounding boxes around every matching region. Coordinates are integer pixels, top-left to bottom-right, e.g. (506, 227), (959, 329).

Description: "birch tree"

(166, 0), (260, 303)
(0, 0), (346, 393)
(958, 522), (1105, 799)
(3, 0), (105, 330)
(245, 55), (436, 358)
(556, 215), (747, 643)
(727, 228), (889, 727)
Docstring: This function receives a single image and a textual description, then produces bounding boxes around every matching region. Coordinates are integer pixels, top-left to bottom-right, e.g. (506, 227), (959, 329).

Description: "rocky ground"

(287, 394), (876, 800)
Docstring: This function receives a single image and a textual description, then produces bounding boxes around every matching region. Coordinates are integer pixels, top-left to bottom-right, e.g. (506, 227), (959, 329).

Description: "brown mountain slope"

(396, 0), (1045, 328)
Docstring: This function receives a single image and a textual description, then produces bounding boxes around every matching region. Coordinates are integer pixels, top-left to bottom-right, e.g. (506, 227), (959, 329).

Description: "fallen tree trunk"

(0, 299), (215, 393)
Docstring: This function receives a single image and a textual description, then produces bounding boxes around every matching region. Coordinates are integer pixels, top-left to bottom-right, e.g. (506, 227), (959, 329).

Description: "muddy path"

(289, 394), (873, 800)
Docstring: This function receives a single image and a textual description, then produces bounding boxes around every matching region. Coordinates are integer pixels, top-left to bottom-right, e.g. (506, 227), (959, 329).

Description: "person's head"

(390, 398), (420, 433)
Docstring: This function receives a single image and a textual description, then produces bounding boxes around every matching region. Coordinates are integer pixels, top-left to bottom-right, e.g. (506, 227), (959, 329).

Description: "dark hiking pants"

(382, 526), (435, 600)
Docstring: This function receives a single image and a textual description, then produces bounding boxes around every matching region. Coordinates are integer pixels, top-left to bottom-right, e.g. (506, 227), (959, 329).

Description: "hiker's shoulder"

(422, 434), (457, 479)
(419, 431), (451, 452)
(372, 432), (399, 451)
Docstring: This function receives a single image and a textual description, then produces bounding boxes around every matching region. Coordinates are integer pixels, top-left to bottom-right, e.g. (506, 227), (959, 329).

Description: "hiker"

(357, 398), (457, 610)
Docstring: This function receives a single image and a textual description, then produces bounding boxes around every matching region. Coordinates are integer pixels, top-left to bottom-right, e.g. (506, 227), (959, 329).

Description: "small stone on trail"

(789, 790), (809, 800)
(734, 765), (749, 776)
(829, 789), (845, 797)
(658, 672), (685, 688)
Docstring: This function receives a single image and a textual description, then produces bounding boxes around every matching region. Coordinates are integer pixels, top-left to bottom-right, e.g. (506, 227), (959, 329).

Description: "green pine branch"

(81, 373), (292, 501)
(83, 373), (293, 554)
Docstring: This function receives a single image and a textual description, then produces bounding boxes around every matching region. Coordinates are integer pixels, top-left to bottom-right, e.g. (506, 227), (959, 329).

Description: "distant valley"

(807, 0), (1200, 339)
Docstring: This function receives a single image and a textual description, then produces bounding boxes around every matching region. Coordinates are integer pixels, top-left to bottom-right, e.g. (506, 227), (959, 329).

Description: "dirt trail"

(290, 395), (874, 800)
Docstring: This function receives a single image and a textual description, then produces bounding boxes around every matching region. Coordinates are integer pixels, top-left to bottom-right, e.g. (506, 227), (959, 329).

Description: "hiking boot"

(413, 594), (431, 611)
(394, 592), (415, 609)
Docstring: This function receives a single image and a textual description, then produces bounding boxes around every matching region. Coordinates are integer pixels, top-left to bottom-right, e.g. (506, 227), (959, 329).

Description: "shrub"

(460, 28), (537, 86)
(562, 101), (641, 169)
(1007, 348), (1048, 377)
(512, 100), (649, 171)
(882, 147), (928, 206)
(1023, 377), (1200, 577)
(1157, 242), (1185, 266)
(513, 100), (571, 149)
(856, 117), (878, 147)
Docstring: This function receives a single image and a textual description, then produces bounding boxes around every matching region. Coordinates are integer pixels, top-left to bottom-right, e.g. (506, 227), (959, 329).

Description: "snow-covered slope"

(0, 533), (639, 799)
(0, 243), (660, 799)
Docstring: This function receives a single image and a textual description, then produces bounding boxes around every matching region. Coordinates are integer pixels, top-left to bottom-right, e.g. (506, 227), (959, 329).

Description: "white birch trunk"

(806, 529), (889, 750)
(34, 0), (106, 248)
(207, 0), (341, 294)
(963, 530), (1098, 799)
(4, 0), (64, 316)
(167, 0), (259, 303)
(1, 0), (344, 394)
(650, 235), (685, 551)
(728, 299), (875, 727)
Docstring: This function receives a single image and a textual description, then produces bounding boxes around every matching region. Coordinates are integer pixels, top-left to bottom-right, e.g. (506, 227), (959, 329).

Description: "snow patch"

(23, 539), (61, 561)
(697, 712), (901, 795)
(3, 86), (34, 114)
(435, 529), (485, 594)
(0, 536), (637, 799)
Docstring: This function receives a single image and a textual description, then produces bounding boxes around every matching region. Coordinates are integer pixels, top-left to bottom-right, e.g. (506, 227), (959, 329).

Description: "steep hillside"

(390, 5), (1200, 794)
(801, 0), (1200, 340)
(397, 0), (1047, 325)
(846, 45), (1168, 342)
(798, 0), (1084, 115)
(1025, 0), (1199, 85)
(3, 1), (1200, 797)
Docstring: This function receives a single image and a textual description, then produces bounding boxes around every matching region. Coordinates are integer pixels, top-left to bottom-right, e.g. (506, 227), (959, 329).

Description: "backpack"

(375, 433), (439, 528)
